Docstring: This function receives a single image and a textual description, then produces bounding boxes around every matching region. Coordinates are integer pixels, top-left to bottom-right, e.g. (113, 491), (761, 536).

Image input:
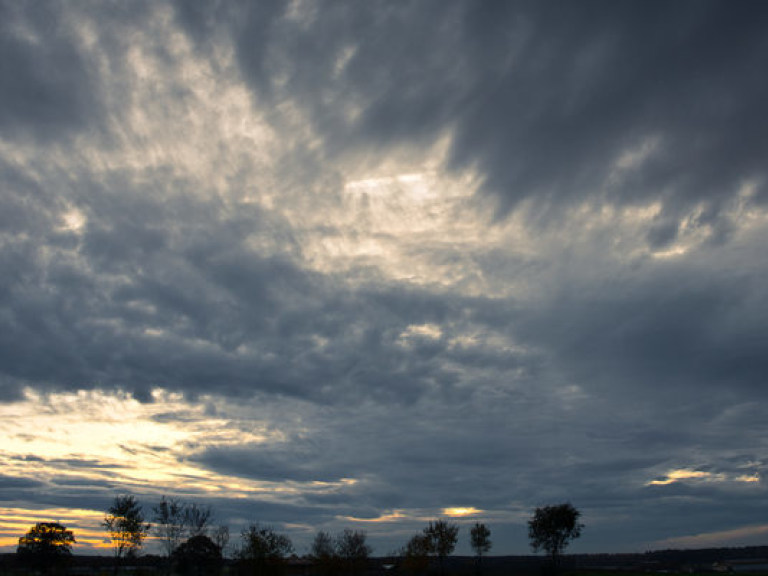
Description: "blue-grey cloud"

(175, 1), (768, 234)
(0, 2), (102, 141)
(2, 0), (768, 556)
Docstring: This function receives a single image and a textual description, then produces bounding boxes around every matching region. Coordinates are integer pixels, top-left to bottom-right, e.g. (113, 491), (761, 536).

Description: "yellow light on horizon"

(339, 511), (408, 523)
(648, 469), (712, 485)
(736, 473), (760, 483)
(443, 507), (481, 517)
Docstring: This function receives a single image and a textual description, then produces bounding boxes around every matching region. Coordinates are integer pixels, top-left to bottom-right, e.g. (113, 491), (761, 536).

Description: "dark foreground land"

(4, 547), (768, 576)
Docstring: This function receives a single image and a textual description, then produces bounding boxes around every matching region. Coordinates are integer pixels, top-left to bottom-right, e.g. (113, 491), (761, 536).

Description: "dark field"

(5, 547), (768, 576)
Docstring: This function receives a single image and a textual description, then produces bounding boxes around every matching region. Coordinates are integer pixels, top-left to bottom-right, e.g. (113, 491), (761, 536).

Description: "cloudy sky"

(2, 0), (768, 557)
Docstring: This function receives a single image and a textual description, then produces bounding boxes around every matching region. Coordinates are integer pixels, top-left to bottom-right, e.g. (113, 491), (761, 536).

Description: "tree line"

(14, 496), (583, 575)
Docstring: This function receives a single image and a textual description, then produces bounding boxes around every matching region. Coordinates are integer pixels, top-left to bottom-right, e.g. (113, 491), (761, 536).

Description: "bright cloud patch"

(443, 507), (482, 517)
(648, 469), (714, 486)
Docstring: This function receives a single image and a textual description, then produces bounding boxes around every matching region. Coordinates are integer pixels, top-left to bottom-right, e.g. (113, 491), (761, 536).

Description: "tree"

(528, 503), (583, 571)
(238, 524), (294, 576)
(424, 520), (459, 574)
(103, 495), (150, 570)
(183, 503), (212, 538)
(172, 534), (223, 576)
(17, 522), (75, 574)
(212, 524), (230, 557)
(400, 534), (431, 575)
(470, 523), (491, 574)
(336, 529), (371, 574)
(312, 530), (339, 576)
(310, 529), (371, 576)
(470, 523), (491, 557)
(311, 530), (336, 561)
(153, 496), (186, 563)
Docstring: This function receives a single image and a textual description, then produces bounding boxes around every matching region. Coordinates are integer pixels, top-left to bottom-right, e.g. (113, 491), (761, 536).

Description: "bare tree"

(312, 530), (335, 561)
(312, 530), (338, 576)
(184, 503), (212, 538)
(212, 525), (230, 557)
(153, 496), (185, 563)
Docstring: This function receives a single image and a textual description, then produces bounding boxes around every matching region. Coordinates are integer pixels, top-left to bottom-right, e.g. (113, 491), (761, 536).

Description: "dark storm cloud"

(0, 149), (534, 404)
(513, 249), (768, 400)
(0, 2), (101, 141)
(177, 0), (768, 235)
(3, 0), (768, 554)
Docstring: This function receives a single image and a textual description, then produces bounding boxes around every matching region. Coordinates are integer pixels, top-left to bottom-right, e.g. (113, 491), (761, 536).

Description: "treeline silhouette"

(6, 495), (585, 576)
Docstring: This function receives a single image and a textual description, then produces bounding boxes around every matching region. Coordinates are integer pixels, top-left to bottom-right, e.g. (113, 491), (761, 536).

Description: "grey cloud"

(192, 441), (346, 483)
(512, 250), (768, 401)
(0, 2), (101, 141)
(1, 170), (531, 404)
(0, 475), (44, 490)
(3, 0), (768, 554)
(175, 1), (768, 233)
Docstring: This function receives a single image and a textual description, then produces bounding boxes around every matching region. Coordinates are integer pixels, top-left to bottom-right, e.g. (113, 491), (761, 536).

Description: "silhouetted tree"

(184, 502), (213, 537)
(153, 496), (185, 568)
(400, 534), (431, 575)
(528, 503), (583, 572)
(312, 530), (336, 560)
(470, 523), (491, 574)
(424, 520), (459, 575)
(336, 529), (371, 575)
(17, 522), (75, 574)
(173, 534), (223, 576)
(212, 524), (230, 557)
(238, 524), (293, 576)
(103, 495), (150, 573)
(312, 530), (339, 575)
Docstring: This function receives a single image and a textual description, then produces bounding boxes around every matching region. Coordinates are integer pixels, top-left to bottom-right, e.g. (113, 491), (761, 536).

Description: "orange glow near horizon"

(0, 506), (110, 553)
(648, 469), (713, 485)
(443, 507), (482, 517)
(339, 510), (410, 524)
(647, 468), (760, 486)
(0, 388), (361, 553)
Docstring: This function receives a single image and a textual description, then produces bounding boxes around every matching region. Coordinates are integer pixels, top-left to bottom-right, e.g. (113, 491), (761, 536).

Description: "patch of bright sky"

(65, 2), (278, 208)
(0, 388), (506, 553)
(338, 506), (509, 544)
(647, 468), (760, 486)
(443, 507), (482, 517)
(0, 507), (107, 552)
(0, 388), (359, 552)
(339, 510), (411, 524)
(60, 207), (87, 233)
(0, 389), (273, 484)
(610, 135), (661, 179)
(653, 523), (768, 550)
(398, 323), (443, 343)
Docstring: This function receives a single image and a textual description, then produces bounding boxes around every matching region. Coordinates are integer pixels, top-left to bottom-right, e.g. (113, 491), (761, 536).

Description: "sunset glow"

(443, 508), (482, 518)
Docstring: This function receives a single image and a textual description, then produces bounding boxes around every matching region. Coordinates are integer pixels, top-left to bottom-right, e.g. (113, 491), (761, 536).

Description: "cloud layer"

(2, 0), (768, 555)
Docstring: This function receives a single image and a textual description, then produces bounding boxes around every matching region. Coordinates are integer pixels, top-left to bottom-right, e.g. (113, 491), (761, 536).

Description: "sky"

(2, 0), (768, 558)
